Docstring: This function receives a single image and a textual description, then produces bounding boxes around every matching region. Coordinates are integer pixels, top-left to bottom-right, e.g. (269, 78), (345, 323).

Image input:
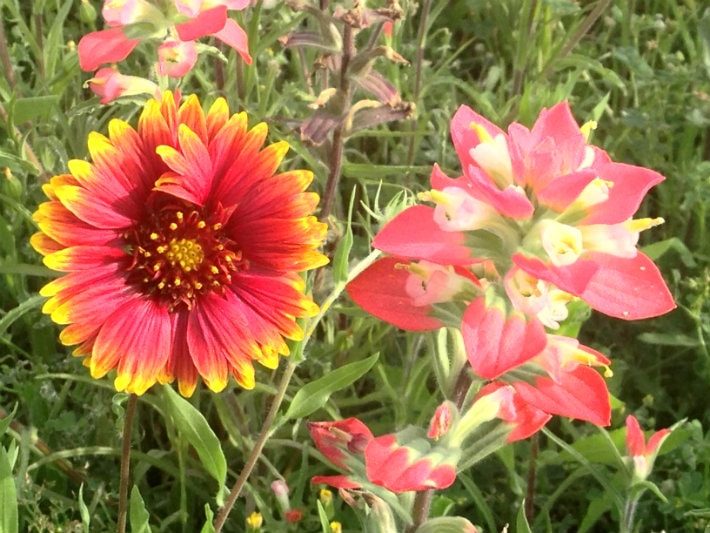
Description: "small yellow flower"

(246, 511), (263, 530)
(330, 521), (343, 533)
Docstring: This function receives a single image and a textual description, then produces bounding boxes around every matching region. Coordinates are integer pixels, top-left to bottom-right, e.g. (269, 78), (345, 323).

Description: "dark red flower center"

(124, 203), (245, 310)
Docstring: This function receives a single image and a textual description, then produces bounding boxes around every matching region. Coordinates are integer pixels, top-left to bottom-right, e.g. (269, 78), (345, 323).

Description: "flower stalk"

(117, 394), (138, 533)
(320, 22), (354, 219)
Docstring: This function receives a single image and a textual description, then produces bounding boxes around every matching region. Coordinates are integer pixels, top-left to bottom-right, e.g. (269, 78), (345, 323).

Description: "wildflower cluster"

(322, 102), (678, 493)
(79, 0), (252, 102)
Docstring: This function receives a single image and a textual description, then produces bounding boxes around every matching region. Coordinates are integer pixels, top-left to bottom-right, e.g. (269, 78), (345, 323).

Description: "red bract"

(364, 433), (458, 493)
(78, 0), (252, 88)
(309, 418), (459, 493)
(625, 414), (671, 479)
(626, 415), (670, 457)
(347, 100), (675, 433)
(476, 383), (551, 442)
(510, 336), (612, 426)
(308, 418), (374, 471)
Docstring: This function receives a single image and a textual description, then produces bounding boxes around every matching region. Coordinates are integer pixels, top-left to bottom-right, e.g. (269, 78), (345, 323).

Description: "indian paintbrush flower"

(78, 0), (252, 101)
(625, 414), (671, 481)
(32, 92), (327, 396)
(347, 100), (676, 432)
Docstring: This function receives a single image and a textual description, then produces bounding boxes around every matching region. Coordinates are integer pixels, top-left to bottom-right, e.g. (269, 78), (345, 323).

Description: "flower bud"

(284, 509), (303, 524)
(246, 511), (263, 532)
(427, 401), (456, 440)
(79, 0), (98, 24)
(271, 479), (290, 512)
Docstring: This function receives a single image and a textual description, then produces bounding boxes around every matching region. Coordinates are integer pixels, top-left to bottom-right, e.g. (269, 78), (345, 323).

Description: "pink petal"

(646, 428), (671, 455)
(461, 297), (547, 379)
(450, 105), (505, 175)
(464, 165), (535, 219)
(364, 435), (456, 492)
(535, 169), (598, 212)
(346, 257), (443, 331)
(175, 5), (228, 41)
(512, 252), (599, 296)
(214, 18), (252, 64)
(582, 162), (665, 224)
(77, 28), (139, 72)
(625, 415), (646, 457)
(157, 39), (198, 78)
(373, 205), (478, 265)
(429, 163), (463, 191)
(308, 418), (373, 470)
(529, 102), (586, 177)
(576, 252), (676, 320)
(513, 365), (611, 426)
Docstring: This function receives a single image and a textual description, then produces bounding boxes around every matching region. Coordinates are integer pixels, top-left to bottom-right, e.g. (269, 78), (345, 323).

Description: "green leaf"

(0, 405), (17, 437)
(642, 237), (696, 267)
(516, 501), (532, 533)
(129, 486), (151, 533)
(283, 353), (379, 420)
(0, 295), (45, 339)
(332, 188), (355, 284)
(200, 504), (216, 533)
(12, 96), (61, 124)
(161, 386), (227, 503)
(317, 501), (330, 533)
(78, 485), (90, 533)
(0, 446), (18, 533)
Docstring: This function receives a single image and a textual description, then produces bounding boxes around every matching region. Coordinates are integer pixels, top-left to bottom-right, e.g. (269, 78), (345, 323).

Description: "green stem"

(213, 360), (297, 533)
(213, 250), (381, 531)
(405, 0), (433, 170)
(620, 492), (641, 533)
(116, 395), (138, 533)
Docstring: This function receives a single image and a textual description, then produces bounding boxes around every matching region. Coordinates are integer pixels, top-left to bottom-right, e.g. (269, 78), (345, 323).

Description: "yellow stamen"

(149, 232), (159, 240)
(469, 121), (493, 143)
(580, 120), (598, 142)
(625, 217), (664, 233)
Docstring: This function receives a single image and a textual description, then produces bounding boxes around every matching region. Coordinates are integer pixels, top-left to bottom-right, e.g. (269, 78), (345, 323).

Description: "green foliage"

(0, 0), (708, 531)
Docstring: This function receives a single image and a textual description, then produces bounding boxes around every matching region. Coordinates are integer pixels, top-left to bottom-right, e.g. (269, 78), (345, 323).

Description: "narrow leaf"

(284, 353), (379, 420)
(161, 386), (227, 503)
(129, 486), (151, 533)
(0, 446), (18, 533)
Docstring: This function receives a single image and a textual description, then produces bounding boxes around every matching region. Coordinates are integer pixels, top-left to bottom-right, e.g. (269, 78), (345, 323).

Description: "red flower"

(78, 0), (251, 76)
(32, 92), (326, 396)
(87, 67), (160, 104)
(625, 415), (671, 479)
(309, 418), (459, 493)
(308, 418), (374, 470)
(510, 335), (612, 426)
(476, 383), (551, 442)
(364, 432), (458, 493)
(347, 101), (674, 429)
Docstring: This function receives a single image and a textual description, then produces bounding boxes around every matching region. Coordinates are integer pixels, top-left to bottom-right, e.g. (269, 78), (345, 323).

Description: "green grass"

(1, 0), (709, 531)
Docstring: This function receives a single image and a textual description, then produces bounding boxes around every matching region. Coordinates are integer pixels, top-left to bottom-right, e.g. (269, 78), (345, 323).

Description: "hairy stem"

(405, 0), (433, 169)
(525, 432), (539, 521)
(116, 395), (138, 533)
(0, 18), (16, 90)
(406, 367), (472, 533)
(620, 492), (641, 533)
(320, 22), (354, 219)
(213, 360), (296, 532)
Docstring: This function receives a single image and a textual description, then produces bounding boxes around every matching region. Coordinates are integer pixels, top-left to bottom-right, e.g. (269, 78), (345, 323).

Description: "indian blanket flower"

(347, 101), (676, 429)
(32, 92), (327, 396)
(79, 0), (251, 86)
(625, 414), (671, 480)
